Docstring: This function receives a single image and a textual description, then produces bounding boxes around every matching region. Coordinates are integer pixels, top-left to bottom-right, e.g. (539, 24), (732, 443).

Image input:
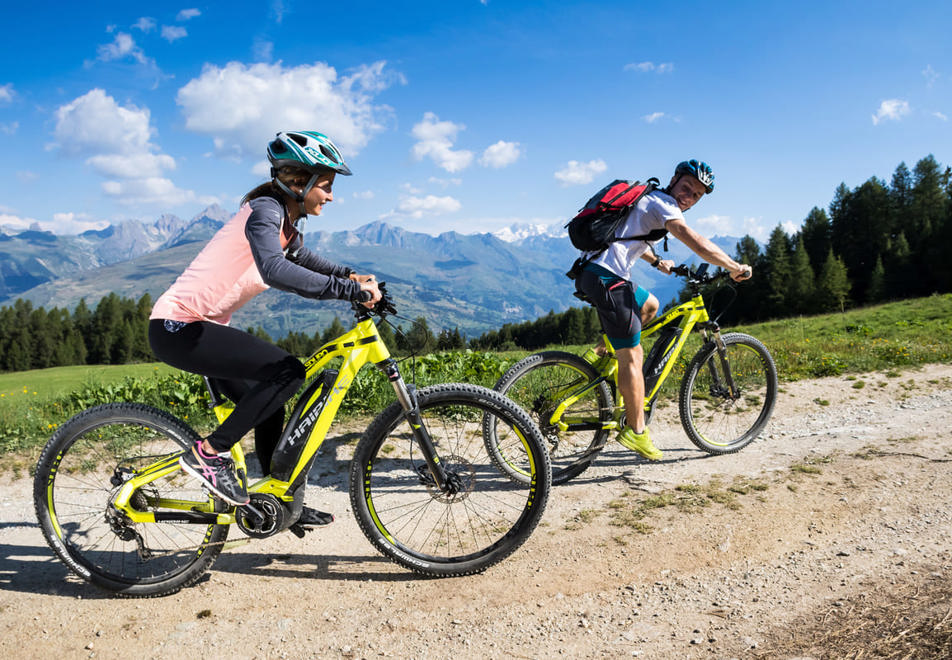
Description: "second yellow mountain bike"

(483, 264), (777, 484)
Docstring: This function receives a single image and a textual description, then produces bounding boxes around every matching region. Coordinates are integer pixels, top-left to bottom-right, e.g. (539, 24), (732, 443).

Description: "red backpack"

(565, 178), (667, 279)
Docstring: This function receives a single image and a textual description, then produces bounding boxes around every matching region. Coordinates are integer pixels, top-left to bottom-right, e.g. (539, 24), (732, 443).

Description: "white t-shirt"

(586, 190), (683, 279)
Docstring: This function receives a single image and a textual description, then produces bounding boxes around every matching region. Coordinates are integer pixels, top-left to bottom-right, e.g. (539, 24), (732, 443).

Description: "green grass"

(2, 294), (950, 470)
(0, 362), (179, 402)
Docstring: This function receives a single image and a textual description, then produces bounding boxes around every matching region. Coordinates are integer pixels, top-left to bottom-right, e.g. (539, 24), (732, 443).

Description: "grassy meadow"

(1, 293), (950, 474)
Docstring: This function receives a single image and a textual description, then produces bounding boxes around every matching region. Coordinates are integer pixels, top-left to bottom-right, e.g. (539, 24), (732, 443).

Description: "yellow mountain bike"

(33, 285), (551, 597)
(483, 264), (777, 484)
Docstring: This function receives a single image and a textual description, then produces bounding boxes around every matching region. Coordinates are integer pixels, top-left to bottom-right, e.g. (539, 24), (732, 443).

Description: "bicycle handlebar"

(352, 281), (398, 320)
(671, 262), (728, 286)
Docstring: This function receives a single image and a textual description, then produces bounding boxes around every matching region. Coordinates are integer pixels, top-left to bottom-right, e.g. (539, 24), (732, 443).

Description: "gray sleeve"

(245, 198), (362, 301)
(285, 237), (353, 278)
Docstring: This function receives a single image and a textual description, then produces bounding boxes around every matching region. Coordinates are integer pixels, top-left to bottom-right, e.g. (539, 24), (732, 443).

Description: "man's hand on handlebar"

(728, 264), (753, 282)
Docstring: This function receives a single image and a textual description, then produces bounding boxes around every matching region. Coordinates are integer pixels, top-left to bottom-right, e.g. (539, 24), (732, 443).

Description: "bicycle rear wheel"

(350, 384), (551, 577)
(485, 351), (613, 484)
(33, 403), (229, 597)
(678, 333), (778, 454)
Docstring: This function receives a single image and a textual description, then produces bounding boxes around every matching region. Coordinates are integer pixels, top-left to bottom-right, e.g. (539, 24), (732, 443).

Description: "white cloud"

(161, 25), (188, 42)
(428, 176), (463, 187)
(411, 112), (473, 172)
(16, 171), (38, 183)
(933, 111), (948, 121)
(177, 8), (201, 21)
(0, 211), (108, 235)
(695, 214), (775, 242)
(52, 89), (197, 207)
(133, 17), (156, 32)
(923, 65), (939, 87)
(52, 212), (110, 234)
(624, 61), (673, 74)
(0, 212), (40, 233)
(53, 89), (154, 156)
(0, 83), (13, 104)
(353, 190), (375, 200)
(872, 99), (910, 125)
(96, 32), (148, 64)
(53, 89), (156, 157)
(86, 152), (176, 178)
(383, 195), (462, 219)
(102, 177), (218, 207)
(0, 121), (18, 135)
(643, 112), (665, 123)
(554, 159), (607, 186)
(400, 182), (424, 195)
(177, 60), (398, 160)
(479, 140), (521, 168)
(253, 38), (274, 62)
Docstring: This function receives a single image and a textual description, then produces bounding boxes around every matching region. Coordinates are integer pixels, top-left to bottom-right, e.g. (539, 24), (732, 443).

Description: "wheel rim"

(362, 398), (541, 565)
(44, 419), (221, 586)
(686, 343), (772, 448)
(497, 360), (610, 479)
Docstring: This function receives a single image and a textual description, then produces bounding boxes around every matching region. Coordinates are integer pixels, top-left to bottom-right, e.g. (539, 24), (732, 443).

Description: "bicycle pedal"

(288, 523), (307, 538)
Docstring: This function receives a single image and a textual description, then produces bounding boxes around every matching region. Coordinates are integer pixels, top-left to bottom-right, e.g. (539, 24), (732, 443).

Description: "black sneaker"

(288, 506), (334, 537)
(179, 441), (249, 506)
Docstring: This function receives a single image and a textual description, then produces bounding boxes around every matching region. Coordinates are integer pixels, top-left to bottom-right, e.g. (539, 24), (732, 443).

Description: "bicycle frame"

(108, 314), (434, 526)
(548, 289), (714, 433)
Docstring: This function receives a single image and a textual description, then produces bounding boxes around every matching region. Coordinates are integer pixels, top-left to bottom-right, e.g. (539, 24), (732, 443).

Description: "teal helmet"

(267, 130), (352, 176)
(267, 131), (351, 216)
(675, 159), (714, 193)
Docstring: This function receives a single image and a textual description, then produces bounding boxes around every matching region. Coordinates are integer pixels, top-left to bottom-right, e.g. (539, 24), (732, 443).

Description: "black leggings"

(148, 319), (305, 467)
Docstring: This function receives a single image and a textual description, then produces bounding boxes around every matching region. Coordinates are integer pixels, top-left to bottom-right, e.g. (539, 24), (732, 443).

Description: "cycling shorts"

(575, 262), (650, 349)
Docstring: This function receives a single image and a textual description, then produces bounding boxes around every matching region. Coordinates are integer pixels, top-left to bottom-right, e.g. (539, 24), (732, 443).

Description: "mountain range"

(1, 206), (742, 339)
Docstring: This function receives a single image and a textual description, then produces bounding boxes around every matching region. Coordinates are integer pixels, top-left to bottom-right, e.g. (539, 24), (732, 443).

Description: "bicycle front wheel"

(350, 384), (551, 577)
(678, 333), (778, 454)
(33, 403), (229, 597)
(485, 351), (613, 485)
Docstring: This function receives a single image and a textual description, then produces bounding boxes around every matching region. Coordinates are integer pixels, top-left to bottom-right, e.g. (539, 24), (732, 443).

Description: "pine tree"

(800, 207), (833, 274)
(764, 226), (793, 318)
(788, 236), (815, 313)
(816, 249), (851, 312)
(867, 255), (887, 303)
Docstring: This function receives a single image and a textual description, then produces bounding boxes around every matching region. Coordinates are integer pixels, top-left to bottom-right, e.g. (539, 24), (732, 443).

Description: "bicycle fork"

(378, 359), (455, 492)
(704, 328), (740, 400)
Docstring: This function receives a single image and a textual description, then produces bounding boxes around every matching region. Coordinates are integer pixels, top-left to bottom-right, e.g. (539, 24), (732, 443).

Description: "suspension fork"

(377, 359), (451, 489)
(702, 325), (739, 400)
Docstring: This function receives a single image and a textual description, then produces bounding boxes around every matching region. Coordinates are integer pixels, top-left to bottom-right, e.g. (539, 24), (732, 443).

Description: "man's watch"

(651, 255), (661, 268)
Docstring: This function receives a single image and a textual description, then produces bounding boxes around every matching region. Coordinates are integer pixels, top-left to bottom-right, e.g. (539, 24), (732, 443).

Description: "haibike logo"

(285, 375), (351, 447)
(651, 344), (676, 377)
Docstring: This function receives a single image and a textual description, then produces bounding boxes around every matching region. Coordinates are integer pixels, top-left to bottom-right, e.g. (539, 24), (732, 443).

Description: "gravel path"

(1, 363), (950, 659)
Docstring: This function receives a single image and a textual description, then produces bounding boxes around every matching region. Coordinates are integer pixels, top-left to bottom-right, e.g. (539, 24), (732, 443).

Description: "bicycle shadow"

(0, 540), (427, 599)
(554, 445), (723, 486)
(0, 540), (98, 598)
(211, 551), (432, 583)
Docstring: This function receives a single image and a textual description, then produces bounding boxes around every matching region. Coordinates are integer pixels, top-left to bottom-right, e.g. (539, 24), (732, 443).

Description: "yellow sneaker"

(617, 426), (663, 461)
(581, 348), (611, 372)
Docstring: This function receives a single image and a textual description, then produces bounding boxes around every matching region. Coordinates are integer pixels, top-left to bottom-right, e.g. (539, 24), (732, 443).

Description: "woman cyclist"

(149, 130), (381, 528)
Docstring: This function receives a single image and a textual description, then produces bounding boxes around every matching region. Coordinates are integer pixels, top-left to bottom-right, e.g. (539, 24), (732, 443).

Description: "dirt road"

(1, 364), (950, 659)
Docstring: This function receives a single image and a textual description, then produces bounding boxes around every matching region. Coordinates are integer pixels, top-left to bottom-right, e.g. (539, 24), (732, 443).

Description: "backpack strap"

(606, 178), (664, 245)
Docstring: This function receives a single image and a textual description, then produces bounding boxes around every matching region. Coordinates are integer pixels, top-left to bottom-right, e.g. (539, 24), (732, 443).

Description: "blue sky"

(0, 1), (949, 242)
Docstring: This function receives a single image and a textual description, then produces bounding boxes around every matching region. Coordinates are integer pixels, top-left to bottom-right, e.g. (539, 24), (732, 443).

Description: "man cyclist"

(149, 130), (381, 528)
(574, 160), (753, 460)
